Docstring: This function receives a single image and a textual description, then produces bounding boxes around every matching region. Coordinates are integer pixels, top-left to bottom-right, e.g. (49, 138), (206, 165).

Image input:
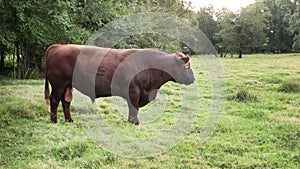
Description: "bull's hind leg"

(50, 88), (65, 123)
(50, 97), (59, 123)
(62, 87), (73, 122)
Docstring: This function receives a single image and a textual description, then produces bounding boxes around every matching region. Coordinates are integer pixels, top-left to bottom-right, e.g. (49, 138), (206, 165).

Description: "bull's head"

(173, 52), (195, 85)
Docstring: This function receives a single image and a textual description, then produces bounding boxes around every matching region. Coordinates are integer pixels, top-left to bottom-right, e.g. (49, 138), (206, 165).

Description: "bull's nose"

(185, 79), (195, 85)
(192, 78), (195, 83)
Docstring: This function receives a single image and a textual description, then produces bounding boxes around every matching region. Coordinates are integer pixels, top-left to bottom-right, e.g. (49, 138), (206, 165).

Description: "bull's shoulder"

(114, 48), (168, 58)
(111, 48), (140, 57)
(137, 48), (170, 57)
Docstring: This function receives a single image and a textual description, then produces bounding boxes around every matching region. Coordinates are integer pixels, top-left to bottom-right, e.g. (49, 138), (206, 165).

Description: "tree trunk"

(36, 50), (43, 73)
(15, 42), (22, 79)
(0, 45), (5, 74)
(238, 50), (243, 59)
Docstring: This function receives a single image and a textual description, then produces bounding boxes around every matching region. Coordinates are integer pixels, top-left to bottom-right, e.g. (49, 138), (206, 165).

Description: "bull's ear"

(175, 52), (185, 58)
(181, 56), (190, 64)
(175, 52), (190, 64)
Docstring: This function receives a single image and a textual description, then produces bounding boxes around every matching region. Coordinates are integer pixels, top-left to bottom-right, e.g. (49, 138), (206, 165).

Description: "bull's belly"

(95, 92), (112, 98)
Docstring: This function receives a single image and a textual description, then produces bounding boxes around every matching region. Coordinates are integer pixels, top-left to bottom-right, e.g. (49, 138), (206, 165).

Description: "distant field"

(0, 54), (299, 168)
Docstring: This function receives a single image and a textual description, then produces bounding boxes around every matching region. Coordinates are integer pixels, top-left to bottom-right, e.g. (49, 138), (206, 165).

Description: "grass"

(0, 53), (300, 168)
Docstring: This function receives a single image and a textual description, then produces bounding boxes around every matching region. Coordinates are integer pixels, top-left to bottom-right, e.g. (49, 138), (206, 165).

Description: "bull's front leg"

(127, 88), (140, 125)
(62, 100), (73, 122)
(127, 101), (140, 125)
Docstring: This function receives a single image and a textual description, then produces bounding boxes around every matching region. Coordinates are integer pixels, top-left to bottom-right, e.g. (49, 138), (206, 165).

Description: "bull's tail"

(44, 77), (51, 112)
(44, 46), (51, 112)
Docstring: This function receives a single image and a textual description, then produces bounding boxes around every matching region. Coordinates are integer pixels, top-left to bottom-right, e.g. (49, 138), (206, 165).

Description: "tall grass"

(279, 78), (300, 93)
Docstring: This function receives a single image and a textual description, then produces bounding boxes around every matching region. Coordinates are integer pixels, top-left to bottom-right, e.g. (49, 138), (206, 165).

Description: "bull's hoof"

(128, 119), (140, 125)
(65, 119), (74, 123)
(51, 114), (57, 123)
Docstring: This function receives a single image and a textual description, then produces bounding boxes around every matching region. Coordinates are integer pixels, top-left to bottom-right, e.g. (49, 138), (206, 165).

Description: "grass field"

(0, 54), (299, 168)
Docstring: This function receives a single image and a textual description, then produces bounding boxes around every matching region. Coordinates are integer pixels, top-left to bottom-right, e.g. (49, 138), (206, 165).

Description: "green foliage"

(28, 67), (43, 79)
(215, 1), (270, 57)
(241, 1), (270, 50)
(264, 0), (294, 53)
(204, 0), (300, 56)
(288, 0), (300, 51)
(196, 6), (219, 44)
(215, 10), (240, 55)
(115, 34), (181, 53)
(0, 0), (93, 78)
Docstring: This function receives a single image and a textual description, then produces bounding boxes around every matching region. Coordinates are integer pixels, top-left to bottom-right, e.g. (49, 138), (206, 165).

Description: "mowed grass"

(0, 54), (299, 168)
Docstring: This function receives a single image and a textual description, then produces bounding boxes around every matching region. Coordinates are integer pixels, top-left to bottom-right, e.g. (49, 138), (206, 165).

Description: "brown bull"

(44, 44), (195, 125)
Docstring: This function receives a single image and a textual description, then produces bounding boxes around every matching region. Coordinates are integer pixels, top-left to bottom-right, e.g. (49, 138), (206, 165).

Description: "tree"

(0, 0), (17, 74)
(0, 0), (90, 78)
(196, 5), (219, 45)
(239, 1), (270, 55)
(263, 0), (294, 53)
(112, 0), (195, 52)
(215, 9), (240, 57)
(216, 1), (270, 58)
(288, 0), (300, 52)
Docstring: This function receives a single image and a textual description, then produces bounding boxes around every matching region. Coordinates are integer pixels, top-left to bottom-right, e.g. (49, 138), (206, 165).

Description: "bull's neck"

(150, 70), (174, 89)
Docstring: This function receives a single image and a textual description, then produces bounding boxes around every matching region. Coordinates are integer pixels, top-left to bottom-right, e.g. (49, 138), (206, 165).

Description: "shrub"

(29, 68), (43, 79)
(279, 78), (300, 93)
(53, 141), (89, 161)
(229, 88), (258, 102)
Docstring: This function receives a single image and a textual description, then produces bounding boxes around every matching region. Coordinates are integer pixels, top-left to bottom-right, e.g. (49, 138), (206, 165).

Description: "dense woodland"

(0, 0), (300, 79)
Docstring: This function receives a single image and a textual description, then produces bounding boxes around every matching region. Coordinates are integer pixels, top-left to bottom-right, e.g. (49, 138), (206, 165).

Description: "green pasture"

(0, 54), (299, 168)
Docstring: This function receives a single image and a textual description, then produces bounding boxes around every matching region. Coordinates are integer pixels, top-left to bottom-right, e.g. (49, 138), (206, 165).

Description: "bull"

(44, 44), (195, 125)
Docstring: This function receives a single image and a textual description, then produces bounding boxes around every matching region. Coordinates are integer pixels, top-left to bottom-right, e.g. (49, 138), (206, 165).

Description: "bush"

(229, 88), (258, 102)
(52, 141), (89, 161)
(28, 67), (43, 79)
(279, 78), (300, 93)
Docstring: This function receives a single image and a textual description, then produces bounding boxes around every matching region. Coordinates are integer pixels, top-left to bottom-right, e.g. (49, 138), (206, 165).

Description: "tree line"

(0, 0), (299, 79)
(199, 0), (300, 58)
